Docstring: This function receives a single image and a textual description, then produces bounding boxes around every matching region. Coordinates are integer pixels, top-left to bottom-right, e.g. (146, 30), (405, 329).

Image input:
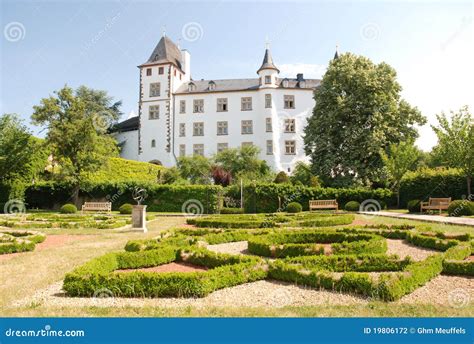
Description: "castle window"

(265, 94), (272, 108)
(149, 105), (159, 120)
(193, 144), (204, 156)
(174, 69), (177, 76)
(159, 67), (164, 75)
(217, 142), (228, 152)
(179, 100), (186, 114)
(217, 121), (228, 135)
(209, 81), (216, 91)
(284, 95), (295, 109)
(179, 123), (186, 137)
(285, 140), (296, 155)
(284, 118), (296, 133)
(179, 144), (186, 157)
(217, 98), (228, 112)
(149, 83), (160, 97)
(266, 140), (273, 155)
(193, 122), (204, 136)
(193, 99), (204, 113)
(241, 97), (252, 111)
(146, 68), (152, 76)
(188, 83), (196, 92)
(265, 75), (272, 84)
(266, 118), (272, 132)
(151, 139), (156, 148)
(241, 120), (253, 134)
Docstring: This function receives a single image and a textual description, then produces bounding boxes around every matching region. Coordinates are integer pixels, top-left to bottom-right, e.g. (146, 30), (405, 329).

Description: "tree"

(0, 114), (49, 199)
(431, 106), (473, 195)
(214, 145), (270, 182)
(274, 171), (290, 183)
(289, 161), (320, 186)
(381, 140), (420, 207)
(304, 53), (426, 187)
(176, 155), (212, 184)
(31, 86), (121, 203)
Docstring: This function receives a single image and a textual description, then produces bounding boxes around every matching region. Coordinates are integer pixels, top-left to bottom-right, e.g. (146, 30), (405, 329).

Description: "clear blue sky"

(1, 0), (472, 150)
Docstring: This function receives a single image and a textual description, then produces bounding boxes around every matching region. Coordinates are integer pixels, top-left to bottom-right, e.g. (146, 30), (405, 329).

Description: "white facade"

(114, 36), (320, 173)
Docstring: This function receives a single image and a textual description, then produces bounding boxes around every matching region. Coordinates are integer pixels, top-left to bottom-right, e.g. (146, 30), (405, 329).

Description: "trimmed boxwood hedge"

(224, 183), (393, 213)
(0, 230), (46, 254)
(247, 230), (386, 258)
(25, 181), (222, 213)
(63, 246), (267, 298)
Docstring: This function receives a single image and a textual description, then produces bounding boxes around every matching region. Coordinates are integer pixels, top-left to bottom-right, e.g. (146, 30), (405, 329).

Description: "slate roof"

(257, 48), (279, 73)
(110, 116), (139, 132)
(175, 77), (320, 94)
(139, 36), (183, 69)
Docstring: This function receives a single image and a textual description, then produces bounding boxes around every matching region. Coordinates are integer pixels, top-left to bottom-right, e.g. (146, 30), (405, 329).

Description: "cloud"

(278, 63), (327, 79)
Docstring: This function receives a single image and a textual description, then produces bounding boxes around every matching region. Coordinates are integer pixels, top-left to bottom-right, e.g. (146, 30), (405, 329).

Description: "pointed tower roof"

(257, 48), (279, 74)
(333, 45), (340, 60)
(140, 36), (183, 69)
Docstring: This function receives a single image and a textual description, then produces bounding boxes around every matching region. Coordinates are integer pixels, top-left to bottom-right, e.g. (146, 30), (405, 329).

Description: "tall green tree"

(176, 155), (212, 184)
(304, 53), (426, 187)
(431, 106), (473, 195)
(214, 145), (270, 182)
(381, 140), (420, 207)
(31, 86), (121, 203)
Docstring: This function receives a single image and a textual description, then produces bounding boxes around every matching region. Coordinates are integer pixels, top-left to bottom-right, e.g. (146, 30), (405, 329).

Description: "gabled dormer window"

(299, 81), (306, 88)
(188, 82), (196, 92)
(282, 79), (289, 88)
(209, 81), (216, 91)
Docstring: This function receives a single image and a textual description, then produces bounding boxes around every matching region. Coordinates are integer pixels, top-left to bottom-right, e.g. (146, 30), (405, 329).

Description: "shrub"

(60, 204), (77, 214)
(286, 202), (302, 213)
(274, 171), (290, 184)
(407, 200), (421, 213)
(119, 203), (133, 214)
(220, 207), (244, 214)
(0, 230), (46, 254)
(447, 200), (474, 217)
(344, 201), (360, 212)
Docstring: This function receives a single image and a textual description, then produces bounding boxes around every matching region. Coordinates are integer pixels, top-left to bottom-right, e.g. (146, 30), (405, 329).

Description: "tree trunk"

(396, 189), (400, 209)
(467, 176), (472, 198)
(72, 184), (80, 207)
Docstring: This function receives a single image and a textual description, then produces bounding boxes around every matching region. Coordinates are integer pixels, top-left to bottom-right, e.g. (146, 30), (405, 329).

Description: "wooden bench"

(309, 199), (338, 211)
(81, 202), (112, 213)
(420, 197), (451, 214)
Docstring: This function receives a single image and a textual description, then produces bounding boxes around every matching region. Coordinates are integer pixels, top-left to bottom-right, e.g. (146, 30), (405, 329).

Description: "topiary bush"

(119, 203), (133, 214)
(220, 207), (244, 215)
(286, 202), (302, 213)
(60, 203), (77, 214)
(407, 199), (421, 213)
(344, 201), (360, 212)
(447, 200), (474, 217)
(274, 171), (290, 184)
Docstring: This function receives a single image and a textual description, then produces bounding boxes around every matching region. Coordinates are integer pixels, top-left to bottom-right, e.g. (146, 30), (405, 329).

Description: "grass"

(0, 213), (472, 317)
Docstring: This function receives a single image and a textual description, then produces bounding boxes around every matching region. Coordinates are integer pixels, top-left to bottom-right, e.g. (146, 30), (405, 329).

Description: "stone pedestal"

(132, 205), (147, 233)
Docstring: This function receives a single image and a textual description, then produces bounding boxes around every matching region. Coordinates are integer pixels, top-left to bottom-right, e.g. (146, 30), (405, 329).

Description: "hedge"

(405, 232), (460, 251)
(400, 168), (467, 208)
(0, 230), (46, 254)
(25, 181), (222, 213)
(63, 247), (267, 298)
(224, 183), (393, 213)
(247, 230), (386, 258)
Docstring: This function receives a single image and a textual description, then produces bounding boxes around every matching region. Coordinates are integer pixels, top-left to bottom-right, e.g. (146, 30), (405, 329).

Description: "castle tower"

(137, 35), (189, 165)
(257, 46), (279, 88)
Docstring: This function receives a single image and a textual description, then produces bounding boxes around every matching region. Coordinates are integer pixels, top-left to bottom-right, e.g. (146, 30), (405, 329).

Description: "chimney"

(296, 73), (304, 81)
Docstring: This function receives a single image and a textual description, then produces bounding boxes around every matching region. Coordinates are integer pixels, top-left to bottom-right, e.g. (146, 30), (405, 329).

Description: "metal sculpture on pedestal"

(131, 187), (147, 233)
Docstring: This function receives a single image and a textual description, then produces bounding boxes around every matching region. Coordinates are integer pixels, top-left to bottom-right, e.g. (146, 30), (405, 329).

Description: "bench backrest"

(309, 200), (338, 206)
(429, 198), (451, 206)
(82, 202), (112, 210)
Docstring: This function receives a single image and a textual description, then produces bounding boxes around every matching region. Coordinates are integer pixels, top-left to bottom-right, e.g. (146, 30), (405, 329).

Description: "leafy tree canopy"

(304, 53), (426, 187)
(431, 106), (473, 195)
(31, 86), (121, 200)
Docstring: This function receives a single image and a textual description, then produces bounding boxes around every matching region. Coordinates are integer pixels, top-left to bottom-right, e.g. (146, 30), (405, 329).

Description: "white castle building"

(114, 35), (326, 173)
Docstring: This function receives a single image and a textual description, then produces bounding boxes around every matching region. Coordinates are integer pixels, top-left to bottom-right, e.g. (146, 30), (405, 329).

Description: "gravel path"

(115, 262), (208, 274)
(206, 241), (249, 255)
(397, 275), (474, 307)
(386, 239), (438, 261)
